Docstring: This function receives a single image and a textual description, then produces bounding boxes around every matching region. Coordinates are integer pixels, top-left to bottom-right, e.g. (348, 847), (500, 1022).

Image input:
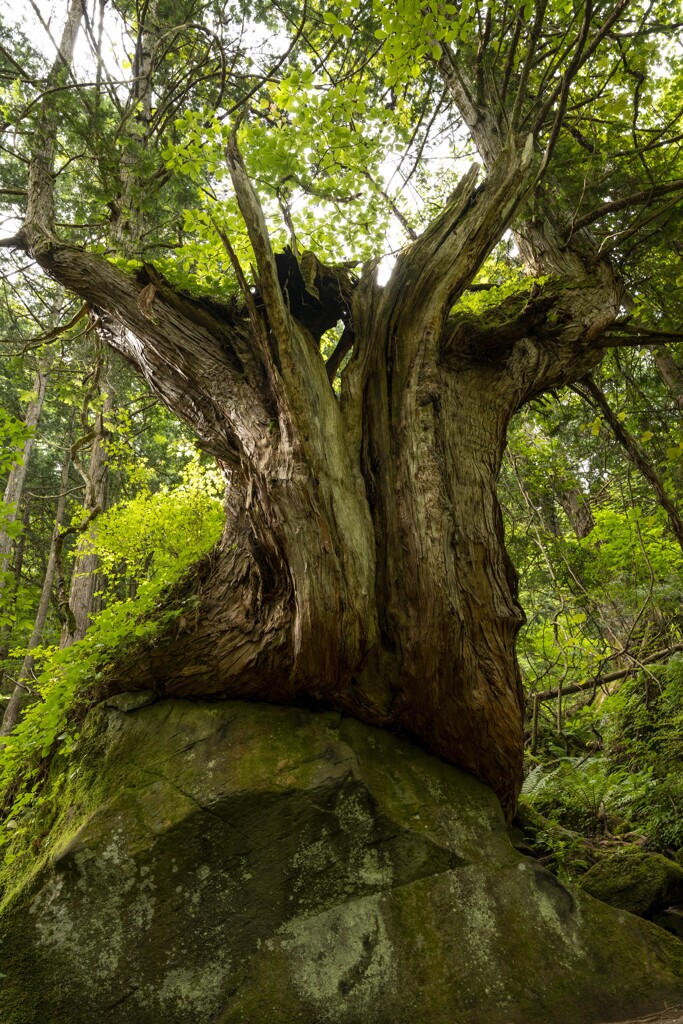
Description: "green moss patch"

(580, 848), (683, 918)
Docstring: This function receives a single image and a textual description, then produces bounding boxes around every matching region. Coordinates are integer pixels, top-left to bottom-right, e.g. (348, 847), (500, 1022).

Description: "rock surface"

(580, 848), (683, 918)
(1, 698), (682, 1024)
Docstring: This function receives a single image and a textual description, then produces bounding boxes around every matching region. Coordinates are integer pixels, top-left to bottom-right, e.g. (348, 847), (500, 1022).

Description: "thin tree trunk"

(0, 366), (49, 588)
(10, 495), (32, 591)
(557, 487), (595, 539)
(0, 495), (32, 693)
(582, 377), (683, 552)
(651, 345), (683, 409)
(1, 435), (72, 734)
(0, 367), (49, 691)
(111, 0), (156, 252)
(61, 393), (111, 647)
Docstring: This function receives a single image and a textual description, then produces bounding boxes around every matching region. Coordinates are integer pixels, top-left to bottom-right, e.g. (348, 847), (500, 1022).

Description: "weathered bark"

(4, 1), (638, 819)
(1, 434), (72, 734)
(10, 122), (630, 817)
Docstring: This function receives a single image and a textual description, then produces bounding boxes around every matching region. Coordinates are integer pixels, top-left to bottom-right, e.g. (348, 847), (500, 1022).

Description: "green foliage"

(455, 266), (550, 316)
(0, 408), (32, 478)
(88, 449), (224, 599)
(0, 407), (35, 626)
(521, 658), (683, 875)
(0, 406), (32, 552)
(505, 352), (683, 876)
(0, 456), (225, 859)
(585, 507), (683, 596)
(600, 663), (683, 849)
(522, 756), (653, 838)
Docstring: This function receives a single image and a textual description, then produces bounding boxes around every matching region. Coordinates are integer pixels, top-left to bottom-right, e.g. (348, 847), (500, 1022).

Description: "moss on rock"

(0, 698), (682, 1024)
(579, 848), (683, 918)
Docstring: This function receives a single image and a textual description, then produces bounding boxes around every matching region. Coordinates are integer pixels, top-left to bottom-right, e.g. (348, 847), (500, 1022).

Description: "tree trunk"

(0, 366), (49, 589)
(0, 367), (49, 691)
(1, 434), (72, 734)
(13, 131), (627, 819)
(652, 345), (683, 409)
(557, 487), (595, 539)
(61, 392), (111, 647)
(11, 11), (627, 816)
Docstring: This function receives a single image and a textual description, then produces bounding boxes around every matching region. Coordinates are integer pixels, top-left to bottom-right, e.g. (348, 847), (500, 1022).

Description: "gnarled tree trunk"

(15, 142), (623, 817)
(5, 2), (630, 818)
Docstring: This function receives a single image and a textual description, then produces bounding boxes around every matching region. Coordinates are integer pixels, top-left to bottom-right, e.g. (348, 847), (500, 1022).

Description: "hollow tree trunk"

(44, 242), (609, 819)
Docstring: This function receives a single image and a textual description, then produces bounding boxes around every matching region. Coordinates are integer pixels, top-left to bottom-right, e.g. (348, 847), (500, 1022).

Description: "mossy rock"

(580, 848), (683, 918)
(0, 698), (682, 1024)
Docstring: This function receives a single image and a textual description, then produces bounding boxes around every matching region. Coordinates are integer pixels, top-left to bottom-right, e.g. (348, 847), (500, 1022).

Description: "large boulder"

(1, 697), (681, 1024)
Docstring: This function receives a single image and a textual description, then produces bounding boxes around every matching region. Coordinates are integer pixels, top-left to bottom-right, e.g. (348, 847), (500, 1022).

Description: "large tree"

(1, 0), (682, 816)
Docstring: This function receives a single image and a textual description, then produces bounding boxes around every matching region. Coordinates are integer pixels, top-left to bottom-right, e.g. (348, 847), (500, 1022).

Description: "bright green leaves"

(0, 447), (225, 850)
(0, 408), (34, 623)
(455, 267), (550, 317)
(372, 0), (474, 88)
(161, 61), (397, 265)
(0, 408), (33, 477)
(87, 448), (224, 600)
(162, 110), (220, 185)
(586, 506), (683, 583)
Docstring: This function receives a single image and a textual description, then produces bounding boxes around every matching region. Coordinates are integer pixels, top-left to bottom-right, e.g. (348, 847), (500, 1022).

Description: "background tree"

(0, 0), (682, 818)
